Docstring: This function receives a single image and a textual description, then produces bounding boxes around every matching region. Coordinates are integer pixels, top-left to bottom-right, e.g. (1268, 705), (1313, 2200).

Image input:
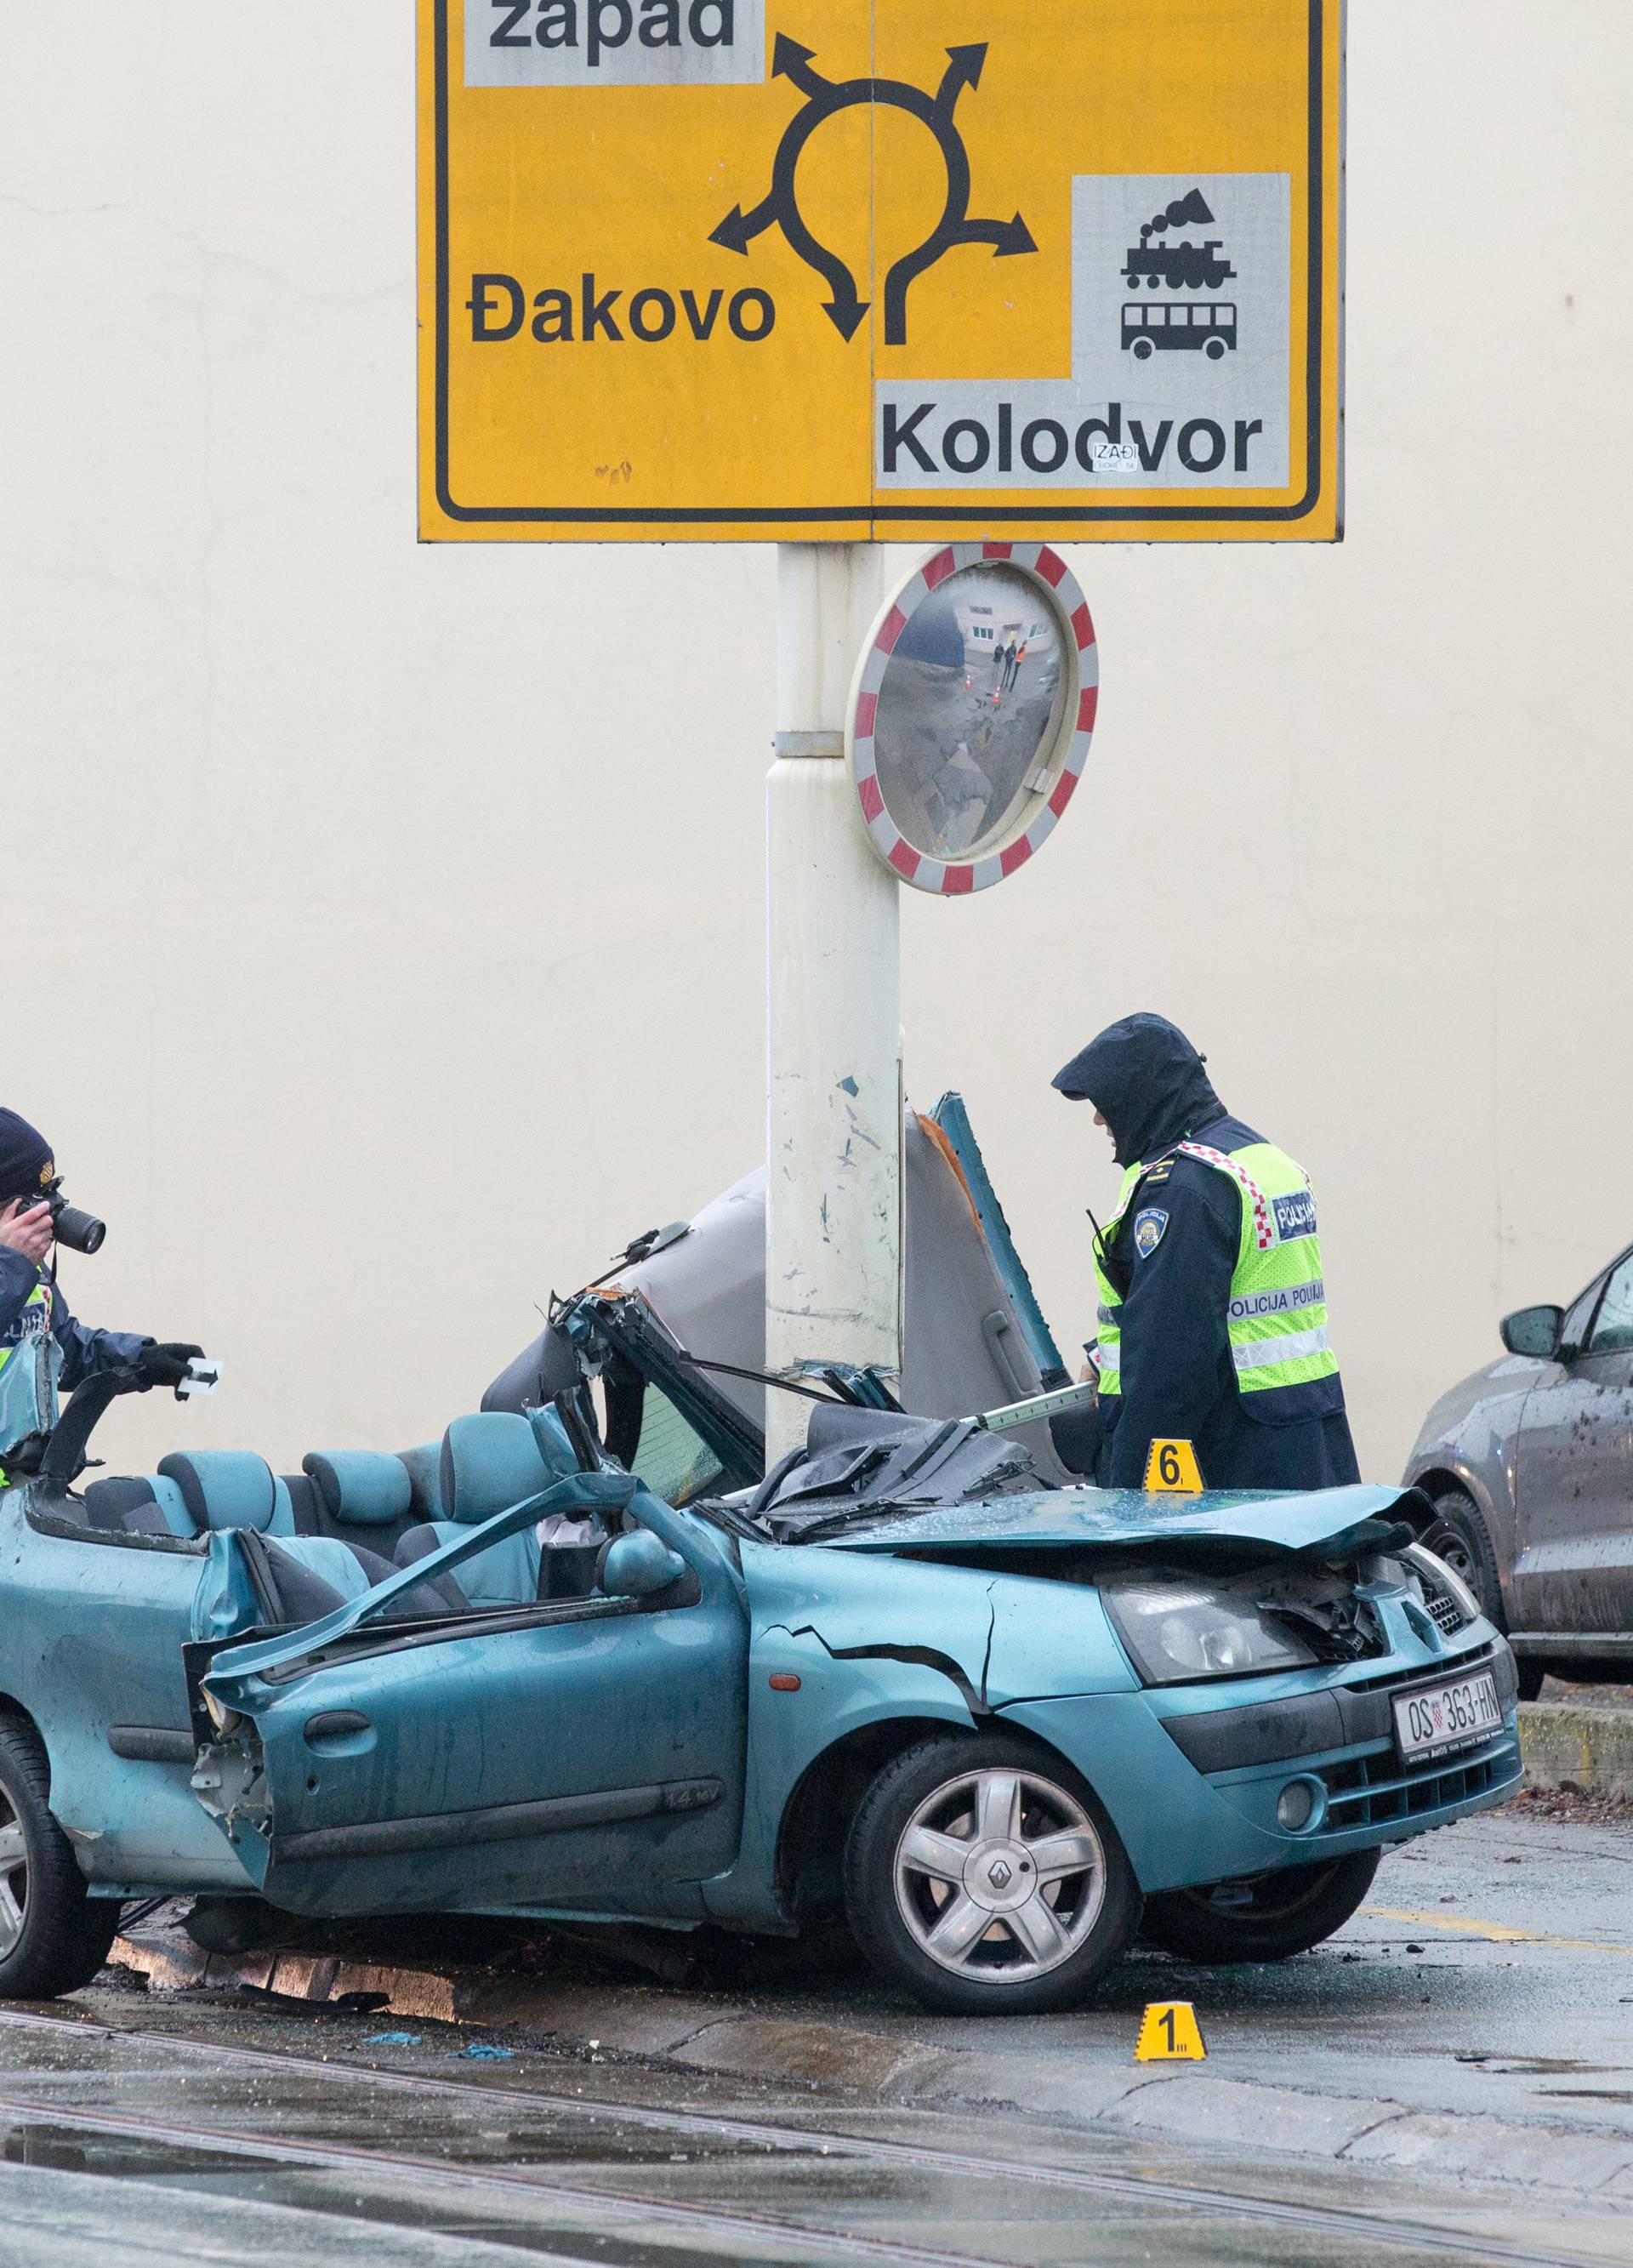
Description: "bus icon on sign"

(1122, 302), (1237, 360)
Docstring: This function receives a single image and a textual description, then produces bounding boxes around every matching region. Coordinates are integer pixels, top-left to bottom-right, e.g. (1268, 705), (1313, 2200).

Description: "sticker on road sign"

(1143, 1438), (1203, 1494)
(418, 0), (1343, 540)
(1135, 2000), (1206, 2062)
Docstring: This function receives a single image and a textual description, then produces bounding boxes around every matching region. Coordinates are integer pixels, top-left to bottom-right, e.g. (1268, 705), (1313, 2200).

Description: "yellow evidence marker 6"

(1142, 1438), (1203, 1494)
(1135, 2001), (1207, 2062)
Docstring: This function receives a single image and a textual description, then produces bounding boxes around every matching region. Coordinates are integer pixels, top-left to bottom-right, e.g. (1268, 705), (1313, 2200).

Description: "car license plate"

(1392, 1670), (1503, 1763)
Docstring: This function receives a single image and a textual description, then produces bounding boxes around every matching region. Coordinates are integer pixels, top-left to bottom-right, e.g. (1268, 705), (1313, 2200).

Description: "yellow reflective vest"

(1093, 1137), (1338, 1416)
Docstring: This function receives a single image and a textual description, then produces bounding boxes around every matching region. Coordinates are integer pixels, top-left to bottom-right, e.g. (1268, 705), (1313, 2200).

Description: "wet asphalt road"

(766, 1798), (1633, 2139)
(0, 1804), (1627, 2266)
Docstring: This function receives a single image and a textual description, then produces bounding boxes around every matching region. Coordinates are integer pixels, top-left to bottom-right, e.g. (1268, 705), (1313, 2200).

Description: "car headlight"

(203, 1690), (242, 1735)
(1401, 1541), (1480, 1631)
(1102, 1579), (1317, 1685)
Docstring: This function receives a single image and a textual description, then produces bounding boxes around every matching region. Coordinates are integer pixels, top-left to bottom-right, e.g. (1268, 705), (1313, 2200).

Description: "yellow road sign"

(1143, 1438), (1204, 1494)
(1135, 2000), (1207, 2061)
(419, 0), (1342, 540)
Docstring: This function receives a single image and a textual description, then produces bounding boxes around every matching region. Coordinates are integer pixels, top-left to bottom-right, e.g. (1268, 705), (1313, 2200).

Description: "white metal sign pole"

(765, 542), (902, 1464)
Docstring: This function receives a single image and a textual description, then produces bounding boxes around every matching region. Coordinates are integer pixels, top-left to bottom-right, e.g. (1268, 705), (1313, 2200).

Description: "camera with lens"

(32, 1176), (106, 1257)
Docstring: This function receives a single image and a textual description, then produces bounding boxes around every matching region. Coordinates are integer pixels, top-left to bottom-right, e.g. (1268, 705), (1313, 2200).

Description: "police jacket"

(1054, 1015), (1359, 1496)
(1095, 1115), (1361, 1491)
(0, 1250), (151, 1462)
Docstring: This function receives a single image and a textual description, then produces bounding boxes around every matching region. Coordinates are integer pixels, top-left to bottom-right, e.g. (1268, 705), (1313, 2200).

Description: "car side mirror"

(1499, 1303), (1563, 1359)
(600, 1530), (687, 1600)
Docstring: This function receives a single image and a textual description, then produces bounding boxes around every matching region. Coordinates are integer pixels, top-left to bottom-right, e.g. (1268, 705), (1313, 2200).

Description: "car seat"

(393, 1408), (609, 1605)
(83, 1451), (302, 1540)
(156, 1450), (300, 1536)
(254, 1534), (468, 1626)
(158, 1453), (449, 1617)
(77, 1452), (464, 1621)
(287, 1450), (420, 1559)
(395, 1440), (444, 1520)
(82, 1473), (196, 1537)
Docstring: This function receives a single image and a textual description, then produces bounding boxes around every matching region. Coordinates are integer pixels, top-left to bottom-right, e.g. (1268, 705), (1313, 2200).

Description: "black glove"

(132, 1341), (205, 1394)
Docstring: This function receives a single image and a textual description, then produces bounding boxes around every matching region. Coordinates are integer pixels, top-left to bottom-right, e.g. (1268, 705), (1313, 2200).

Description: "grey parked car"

(1404, 1244), (1633, 1697)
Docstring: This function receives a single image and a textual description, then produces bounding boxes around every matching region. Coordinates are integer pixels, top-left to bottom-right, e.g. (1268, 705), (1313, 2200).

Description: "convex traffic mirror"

(848, 544), (1098, 894)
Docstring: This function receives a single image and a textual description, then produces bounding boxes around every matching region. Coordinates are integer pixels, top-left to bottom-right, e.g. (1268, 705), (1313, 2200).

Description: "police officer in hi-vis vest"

(1052, 1013), (1359, 1494)
(0, 1108), (202, 1479)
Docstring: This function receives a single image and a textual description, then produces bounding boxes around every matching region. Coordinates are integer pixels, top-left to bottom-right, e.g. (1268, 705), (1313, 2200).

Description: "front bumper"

(1002, 1634), (1523, 1895)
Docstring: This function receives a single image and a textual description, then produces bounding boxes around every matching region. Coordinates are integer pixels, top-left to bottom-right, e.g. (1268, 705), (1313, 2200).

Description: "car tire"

(1515, 1658), (1545, 1701)
(0, 1717), (122, 2000)
(1420, 1490), (1505, 1626)
(1141, 1847), (1380, 1965)
(843, 1732), (1140, 2015)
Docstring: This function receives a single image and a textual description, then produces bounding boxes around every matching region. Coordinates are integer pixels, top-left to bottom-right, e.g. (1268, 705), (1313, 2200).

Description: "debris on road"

(1500, 1781), (1633, 1829)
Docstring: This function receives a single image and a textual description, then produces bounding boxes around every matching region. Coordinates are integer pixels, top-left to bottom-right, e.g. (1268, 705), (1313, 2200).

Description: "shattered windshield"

(627, 1385), (729, 1507)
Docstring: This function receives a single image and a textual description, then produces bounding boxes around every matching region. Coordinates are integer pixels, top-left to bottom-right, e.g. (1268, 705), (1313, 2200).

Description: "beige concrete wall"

(3, 3), (1628, 1480)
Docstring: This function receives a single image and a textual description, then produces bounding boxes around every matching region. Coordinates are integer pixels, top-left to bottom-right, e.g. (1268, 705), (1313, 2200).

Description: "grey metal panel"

(622, 1167), (767, 1424)
(619, 1111), (1069, 1479)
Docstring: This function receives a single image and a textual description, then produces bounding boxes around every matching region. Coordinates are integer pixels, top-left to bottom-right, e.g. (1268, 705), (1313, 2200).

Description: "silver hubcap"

(894, 1767), (1105, 1982)
(0, 1798), (27, 1957)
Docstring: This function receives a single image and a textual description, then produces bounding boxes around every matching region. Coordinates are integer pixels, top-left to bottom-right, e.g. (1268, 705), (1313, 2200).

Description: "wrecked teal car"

(0, 1328), (1522, 2014)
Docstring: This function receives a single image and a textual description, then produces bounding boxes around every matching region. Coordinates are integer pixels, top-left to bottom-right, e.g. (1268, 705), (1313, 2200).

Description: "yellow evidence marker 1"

(1135, 2002), (1207, 2062)
(1142, 1439), (1203, 1494)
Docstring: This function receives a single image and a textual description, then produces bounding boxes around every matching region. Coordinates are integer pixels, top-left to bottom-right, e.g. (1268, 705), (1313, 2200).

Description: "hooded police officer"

(0, 1108), (202, 1477)
(1053, 1014), (1359, 1494)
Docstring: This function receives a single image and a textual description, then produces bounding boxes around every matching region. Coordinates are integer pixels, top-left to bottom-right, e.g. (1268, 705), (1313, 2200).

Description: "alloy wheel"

(892, 1766), (1106, 1982)
(0, 1794), (28, 1957)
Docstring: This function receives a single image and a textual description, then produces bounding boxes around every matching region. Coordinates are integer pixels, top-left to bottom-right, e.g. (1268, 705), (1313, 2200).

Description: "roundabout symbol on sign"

(709, 32), (1036, 343)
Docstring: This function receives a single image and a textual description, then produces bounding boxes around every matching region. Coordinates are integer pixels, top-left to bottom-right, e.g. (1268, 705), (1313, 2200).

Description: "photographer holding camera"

(0, 1108), (202, 1479)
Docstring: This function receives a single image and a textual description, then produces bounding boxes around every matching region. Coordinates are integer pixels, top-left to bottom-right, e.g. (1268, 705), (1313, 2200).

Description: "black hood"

(1052, 1013), (1224, 1167)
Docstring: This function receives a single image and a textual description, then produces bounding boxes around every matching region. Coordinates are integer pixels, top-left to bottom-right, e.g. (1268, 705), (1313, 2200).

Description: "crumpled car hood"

(814, 1481), (1422, 1559)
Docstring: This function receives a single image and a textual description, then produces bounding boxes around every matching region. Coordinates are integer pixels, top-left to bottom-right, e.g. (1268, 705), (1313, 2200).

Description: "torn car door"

(197, 1493), (749, 1919)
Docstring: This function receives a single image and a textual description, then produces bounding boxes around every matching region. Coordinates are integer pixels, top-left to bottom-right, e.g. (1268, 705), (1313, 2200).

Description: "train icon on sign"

(1120, 187), (1235, 289)
(1123, 237), (1235, 290)
(1122, 301), (1237, 360)
(1117, 186), (1238, 362)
